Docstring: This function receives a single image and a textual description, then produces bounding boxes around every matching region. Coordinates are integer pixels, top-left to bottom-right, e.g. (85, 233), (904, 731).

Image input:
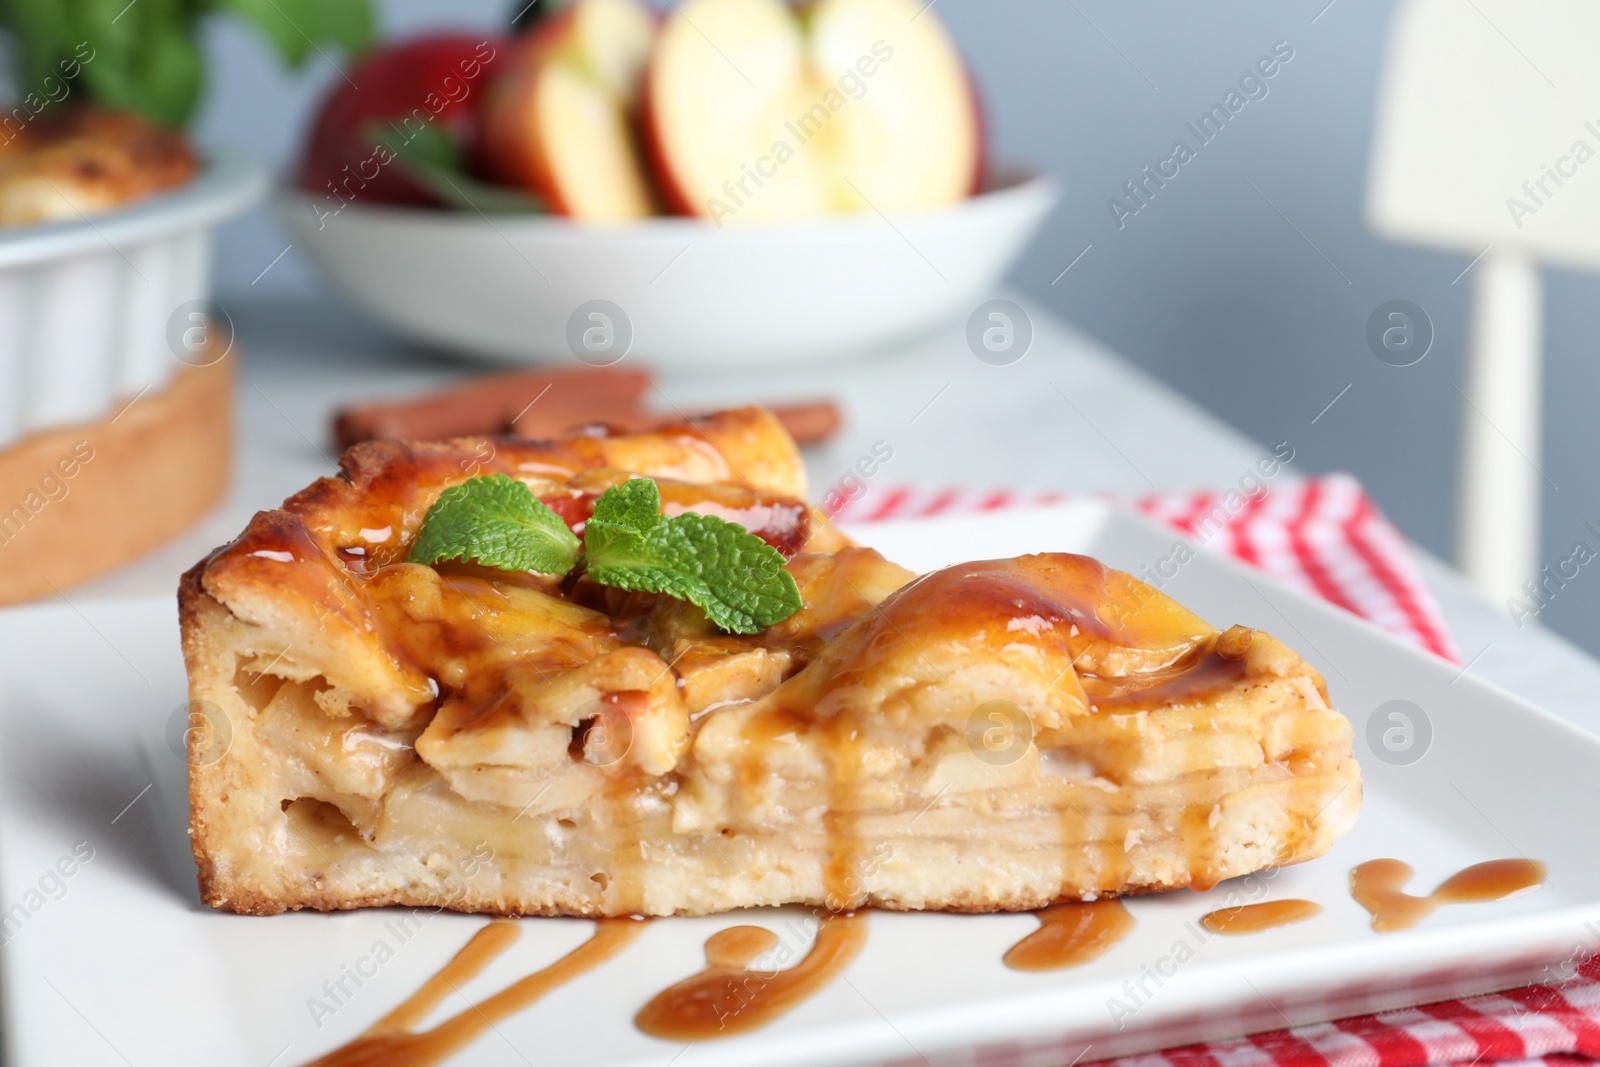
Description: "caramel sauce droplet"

(1003, 900), (1135, 971)
(635, 912), (868, 1041)
(1351, 858), (1545, 933)
(302, 918), (646, 1067)
(1200, 899), (1322, 935)
(1433, 859), (1546, 901)
(702, 925), (780, 968)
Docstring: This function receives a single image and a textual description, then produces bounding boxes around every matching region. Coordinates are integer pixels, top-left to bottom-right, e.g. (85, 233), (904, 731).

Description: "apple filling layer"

(179, 409), (1360, 916)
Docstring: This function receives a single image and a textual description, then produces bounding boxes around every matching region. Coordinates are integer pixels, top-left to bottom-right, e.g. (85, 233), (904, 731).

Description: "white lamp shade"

(1367, 0), (1600, 272)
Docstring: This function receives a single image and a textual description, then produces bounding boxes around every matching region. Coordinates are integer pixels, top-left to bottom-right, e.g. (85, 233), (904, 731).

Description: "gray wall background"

(194, 0), (1600, 655)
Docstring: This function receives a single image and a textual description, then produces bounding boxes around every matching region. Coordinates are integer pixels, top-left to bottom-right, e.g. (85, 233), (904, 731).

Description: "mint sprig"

(583, 479), (803, 634)
(407, 473), (581, 574)
(406, 474), (803, 635)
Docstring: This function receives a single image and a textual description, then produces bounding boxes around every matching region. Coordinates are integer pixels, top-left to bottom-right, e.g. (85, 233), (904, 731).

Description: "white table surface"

(65, 294), (1600, 740)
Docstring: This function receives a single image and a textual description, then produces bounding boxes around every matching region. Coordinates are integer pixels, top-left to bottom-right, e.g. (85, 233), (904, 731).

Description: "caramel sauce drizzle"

(733, 555), (1235, 918)
(1003, 900), (1135, 971)
(636, 913), (868, 1041)
(1351, 858), (1546, 932)
(302, 918), (645, 1067)
(1200, 899), (1322, 935)
(291, 858), (1555, 1061)
(822, 713), (866, 911)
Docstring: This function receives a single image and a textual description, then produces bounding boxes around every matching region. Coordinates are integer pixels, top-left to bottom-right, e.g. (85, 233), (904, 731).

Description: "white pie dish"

(276, 170), (1056, 370)
(0, 149), (267, 450)
(0, 499), (1592, 1067)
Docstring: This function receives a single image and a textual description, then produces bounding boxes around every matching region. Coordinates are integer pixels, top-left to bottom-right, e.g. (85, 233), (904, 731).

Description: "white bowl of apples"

(280, 0), (1056, 370)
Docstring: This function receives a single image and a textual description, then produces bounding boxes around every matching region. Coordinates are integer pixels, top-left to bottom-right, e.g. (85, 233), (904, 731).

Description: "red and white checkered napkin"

(952, 961), (1600, 1067)
(847, 475), (1600, 1067)
(1101, 966), (1600, 1067)
(832, 472), (1460, 662)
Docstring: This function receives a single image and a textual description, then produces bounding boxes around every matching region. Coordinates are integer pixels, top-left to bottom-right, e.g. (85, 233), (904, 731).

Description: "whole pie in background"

(0, 108), (197, 226)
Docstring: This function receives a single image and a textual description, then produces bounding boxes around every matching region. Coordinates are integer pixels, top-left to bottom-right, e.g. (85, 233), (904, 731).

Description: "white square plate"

(2, 501), (1597, 1067)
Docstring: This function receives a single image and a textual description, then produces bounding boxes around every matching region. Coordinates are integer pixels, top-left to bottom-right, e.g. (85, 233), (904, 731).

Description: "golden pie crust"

(0, 109), (197, 226)
(178, 407), (1361, 917)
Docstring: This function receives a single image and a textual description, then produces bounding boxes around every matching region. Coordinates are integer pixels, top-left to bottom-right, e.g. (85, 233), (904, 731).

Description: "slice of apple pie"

(179, 407), (1360, 916)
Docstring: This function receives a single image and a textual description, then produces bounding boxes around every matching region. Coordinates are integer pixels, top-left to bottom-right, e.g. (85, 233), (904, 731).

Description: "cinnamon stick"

(333, 366), (840, 449)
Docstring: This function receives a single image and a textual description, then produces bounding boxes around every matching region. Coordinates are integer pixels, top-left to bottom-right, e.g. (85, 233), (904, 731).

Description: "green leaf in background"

(0, 0), (78, 113)
(209, 0), (311, 67)
(210, 0), (372, 70)
(384, 120), (462, 171)
(0, 0), (373, 127)
(363, 118), (547, 214)
(408, 474), (582, 574)
(126, 2), (205, 127)
(64, 0), (191, 127)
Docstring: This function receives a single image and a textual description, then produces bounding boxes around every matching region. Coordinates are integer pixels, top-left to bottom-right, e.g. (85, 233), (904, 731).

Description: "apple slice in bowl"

(481, 0), (659, 221)
(644, 0), (982, 222)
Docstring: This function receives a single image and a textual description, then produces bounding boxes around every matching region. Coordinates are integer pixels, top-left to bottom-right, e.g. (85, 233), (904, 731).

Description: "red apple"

(298, 34), (507, 208)
(480, 0), (657, 221)
(643, 0), (982, 224)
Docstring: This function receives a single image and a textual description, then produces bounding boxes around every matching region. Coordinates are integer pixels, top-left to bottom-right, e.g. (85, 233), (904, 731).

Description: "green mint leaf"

(590, 477), (662, 531)
(407, 474), (802, 634)
(408, 473), (580, 573)
(586, 509), (803, 635)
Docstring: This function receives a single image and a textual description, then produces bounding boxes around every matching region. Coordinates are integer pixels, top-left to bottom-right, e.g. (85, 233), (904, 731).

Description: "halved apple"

(480, 0), (657, 220)
(298, 34), (507, 208)
(644, 0), (981, 224)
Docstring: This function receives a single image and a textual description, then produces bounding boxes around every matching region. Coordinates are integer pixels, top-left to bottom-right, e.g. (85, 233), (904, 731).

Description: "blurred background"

(21, 0), (1600, 654)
